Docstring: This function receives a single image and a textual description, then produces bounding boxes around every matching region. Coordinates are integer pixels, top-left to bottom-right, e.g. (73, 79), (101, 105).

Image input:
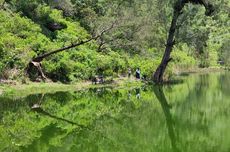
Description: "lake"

(0, 72), (230, 152)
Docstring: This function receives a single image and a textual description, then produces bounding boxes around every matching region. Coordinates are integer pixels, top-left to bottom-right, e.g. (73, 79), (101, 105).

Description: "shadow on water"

(153, 86), (180, 152)
(30, 94), (87, 129)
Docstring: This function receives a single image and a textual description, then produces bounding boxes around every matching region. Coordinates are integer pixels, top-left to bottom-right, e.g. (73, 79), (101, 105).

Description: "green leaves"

(0, 0), (229, 81)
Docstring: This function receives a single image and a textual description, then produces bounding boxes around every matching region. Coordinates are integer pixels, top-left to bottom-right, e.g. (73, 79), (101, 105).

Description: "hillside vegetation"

(0, 0), (229, 83)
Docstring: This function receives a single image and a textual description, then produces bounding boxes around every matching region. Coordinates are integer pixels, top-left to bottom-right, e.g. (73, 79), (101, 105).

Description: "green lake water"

(0, 72), (230, 152)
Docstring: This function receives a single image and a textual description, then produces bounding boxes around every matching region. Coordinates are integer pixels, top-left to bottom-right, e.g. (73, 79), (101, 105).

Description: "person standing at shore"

(128, 68), (132, 78)
(135, 68), (141, 79)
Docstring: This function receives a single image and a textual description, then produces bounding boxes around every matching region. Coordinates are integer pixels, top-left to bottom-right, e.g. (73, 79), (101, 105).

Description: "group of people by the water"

(92, 67), (145, 84)
(128, 67), (144, 80)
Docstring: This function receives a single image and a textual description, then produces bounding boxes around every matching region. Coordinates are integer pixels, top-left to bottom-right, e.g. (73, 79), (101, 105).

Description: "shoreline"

(0, 67), (227, 98)
(0, 77), (144, 98)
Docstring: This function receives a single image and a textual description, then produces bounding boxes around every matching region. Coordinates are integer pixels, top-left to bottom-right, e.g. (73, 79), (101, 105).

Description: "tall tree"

(153, 0), (214, 83)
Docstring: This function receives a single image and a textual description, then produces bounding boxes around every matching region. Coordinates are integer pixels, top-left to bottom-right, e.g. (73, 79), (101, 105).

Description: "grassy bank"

(0, 67), (226, 98)
(0, 77), (144, 98)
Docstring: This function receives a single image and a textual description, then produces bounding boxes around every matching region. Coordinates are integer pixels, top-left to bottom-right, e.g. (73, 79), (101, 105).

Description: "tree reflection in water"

(30, 94), (87, 128)
(153, 86), (180, 152)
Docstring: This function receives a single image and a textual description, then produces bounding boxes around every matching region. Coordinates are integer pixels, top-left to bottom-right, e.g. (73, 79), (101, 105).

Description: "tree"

(26, 23), (116, 81)
(153, 0), (214, 84)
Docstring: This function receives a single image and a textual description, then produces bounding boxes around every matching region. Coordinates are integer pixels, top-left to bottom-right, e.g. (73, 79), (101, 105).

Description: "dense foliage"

(0, 0), (229, 82)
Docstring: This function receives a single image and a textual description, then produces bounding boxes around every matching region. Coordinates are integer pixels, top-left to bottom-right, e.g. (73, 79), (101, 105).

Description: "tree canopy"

(0, 0), (229, 82)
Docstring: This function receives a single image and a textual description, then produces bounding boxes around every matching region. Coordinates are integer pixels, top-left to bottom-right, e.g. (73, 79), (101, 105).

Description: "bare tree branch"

(32, 21), (119, 62)
(32, 37), (95, 62)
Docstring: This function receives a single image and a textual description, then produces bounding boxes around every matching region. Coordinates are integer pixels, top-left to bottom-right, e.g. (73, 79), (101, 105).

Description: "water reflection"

(30, 93), (87, 128)
(32, 107), (85, 127)
(31, 94), (44, 109)
(128, 90), (131, 100)
(153, 86), (179, 152)
(0, 72), (229, 152)
(127, 87), (147, 100)
(135, 88), (141, 99)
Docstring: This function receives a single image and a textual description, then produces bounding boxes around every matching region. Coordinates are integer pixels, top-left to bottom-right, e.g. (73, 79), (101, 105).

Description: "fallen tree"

(153, 0), (214, 84)
(26, 37), (96, 81)
(26, 22), (117, 81)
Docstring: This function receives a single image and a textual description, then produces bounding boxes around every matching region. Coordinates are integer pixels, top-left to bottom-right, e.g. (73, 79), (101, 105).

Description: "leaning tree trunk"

(26, 38), (95, 81)
(26, 22), (117, 81)
(153, 1), (185, 83)
(153, 4), (182, 83)
(153, 0), (214, 84)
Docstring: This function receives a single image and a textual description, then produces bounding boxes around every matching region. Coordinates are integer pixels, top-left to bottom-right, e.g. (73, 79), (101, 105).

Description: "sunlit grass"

(0, 77), (144, 99)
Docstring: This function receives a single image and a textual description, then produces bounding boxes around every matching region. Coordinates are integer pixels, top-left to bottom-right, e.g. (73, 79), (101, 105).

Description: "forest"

(0, 1), (230, 152)
(0, 0), (229, 84)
